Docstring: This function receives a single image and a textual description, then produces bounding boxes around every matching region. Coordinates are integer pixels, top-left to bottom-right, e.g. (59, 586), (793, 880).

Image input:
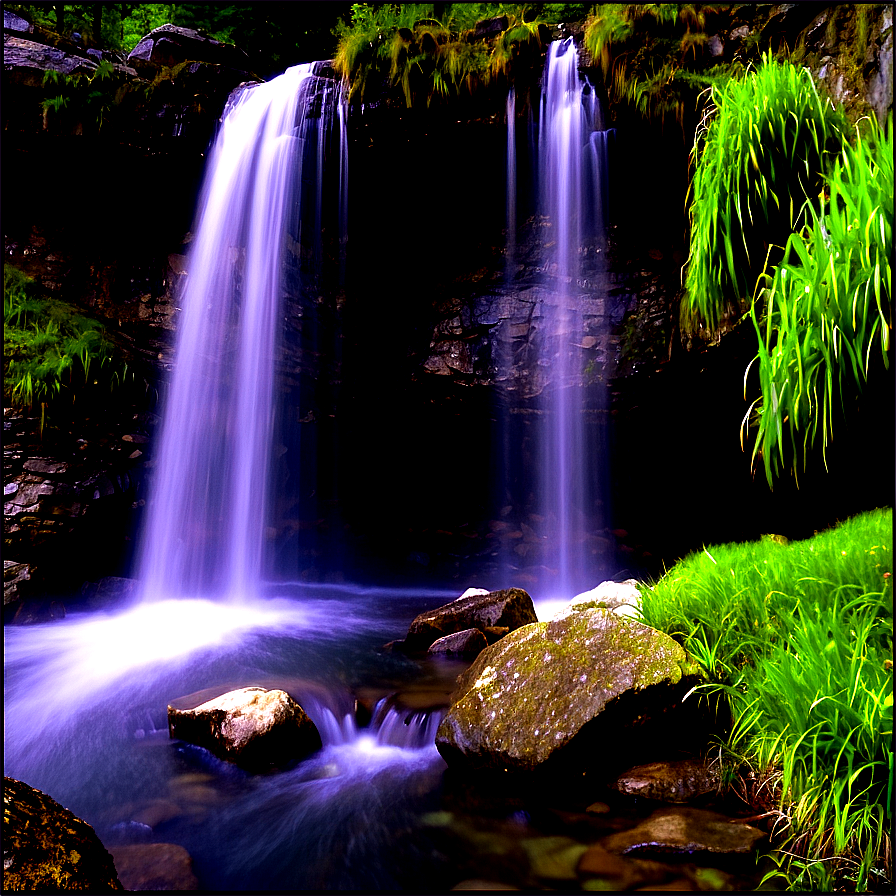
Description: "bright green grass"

(639, 508), (893, 892)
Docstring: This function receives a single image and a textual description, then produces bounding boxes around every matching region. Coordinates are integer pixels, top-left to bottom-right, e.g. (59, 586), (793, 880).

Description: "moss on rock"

(436, 608), (703, 773)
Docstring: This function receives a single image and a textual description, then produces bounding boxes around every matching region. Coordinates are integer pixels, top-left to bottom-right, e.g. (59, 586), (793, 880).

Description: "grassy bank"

(639, 508), (892, 892)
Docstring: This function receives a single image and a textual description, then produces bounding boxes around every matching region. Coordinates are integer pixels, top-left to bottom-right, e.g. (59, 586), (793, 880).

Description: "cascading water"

(535, 38), (614, 598)
(137, 62), (346, 602)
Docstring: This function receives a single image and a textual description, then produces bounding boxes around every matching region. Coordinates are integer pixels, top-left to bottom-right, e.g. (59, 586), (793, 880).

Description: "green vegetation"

(682, 55), (848, 336)
(42, 58), (146, 133)
(3, 266), (135, 434)
(333, 3), (553, 107)
(747, 116), (893, 485)
(582, 3), (735, 127)
(639, 508), (893, 892)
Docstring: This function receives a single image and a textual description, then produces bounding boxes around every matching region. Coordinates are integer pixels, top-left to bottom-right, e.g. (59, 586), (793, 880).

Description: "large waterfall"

(136, 63), (347, 602)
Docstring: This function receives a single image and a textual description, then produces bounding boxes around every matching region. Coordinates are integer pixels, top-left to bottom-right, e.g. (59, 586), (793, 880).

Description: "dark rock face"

(600, 806), (766, 857)
(428, 627), (490, 660)
(436, 608), (701, 773)
(405, 588), (537, 653)
(3, 776), (123, 892)
(3, 409), (154, 613)
(167, 686), (322, 770)
(108, 843), (199, 891)
(2, 33), (136, 80)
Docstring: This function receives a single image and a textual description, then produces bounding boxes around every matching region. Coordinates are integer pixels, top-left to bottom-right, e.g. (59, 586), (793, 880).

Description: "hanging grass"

(583, 3), (736, 128)
(682, 55), (847, 337)
(745, 116), (893, 485)
(333, 3), (548, 108)
(3, 265), (135, 434)
(639, 508), (893, 892)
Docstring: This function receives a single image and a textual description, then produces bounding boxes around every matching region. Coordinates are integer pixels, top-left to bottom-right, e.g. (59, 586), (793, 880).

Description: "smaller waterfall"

(536, 38), (613, 596)
(137, 64), (347, 603)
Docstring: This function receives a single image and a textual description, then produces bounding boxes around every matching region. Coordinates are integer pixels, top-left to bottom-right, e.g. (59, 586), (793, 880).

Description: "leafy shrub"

(639, 508), (893, 892)
(746, 116), (893, 484)
(3, 266), (133, 433)
(682, 55), (847, 336)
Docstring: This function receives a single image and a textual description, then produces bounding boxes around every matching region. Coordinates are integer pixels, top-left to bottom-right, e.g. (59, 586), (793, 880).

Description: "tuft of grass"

(639, 508), (893, 892)
(745, 115), (893, 485)
(682, 55), (847, 337)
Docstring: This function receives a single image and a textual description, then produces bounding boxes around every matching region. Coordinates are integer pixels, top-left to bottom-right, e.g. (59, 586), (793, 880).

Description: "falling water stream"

(4, 46), (631, 892)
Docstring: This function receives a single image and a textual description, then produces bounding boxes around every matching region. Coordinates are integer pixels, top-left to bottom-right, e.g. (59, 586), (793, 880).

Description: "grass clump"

(746, 115), (893, 486)
(682, 55), (847, 337)
(3, 265), (134, 434)
(639, 508), (893, 892)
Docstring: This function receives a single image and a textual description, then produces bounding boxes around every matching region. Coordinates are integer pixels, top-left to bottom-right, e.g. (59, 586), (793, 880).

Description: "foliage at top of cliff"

(333, 3), (562, 107)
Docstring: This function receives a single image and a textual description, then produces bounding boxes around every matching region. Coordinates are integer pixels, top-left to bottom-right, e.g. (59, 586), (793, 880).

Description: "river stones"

(405, 587), (537, 653)
(600, 806), (766, 857)
(3, 776), (123, 892)
(435, 608), (701, 773)
(611, 758), (721, 802)
(167, 686), (321, 770)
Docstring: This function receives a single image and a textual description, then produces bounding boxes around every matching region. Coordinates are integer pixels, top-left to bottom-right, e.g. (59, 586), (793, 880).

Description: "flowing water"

(5, 46), (638, 892)
(136, 62), (346, 603)
(535, 39), (614, 597)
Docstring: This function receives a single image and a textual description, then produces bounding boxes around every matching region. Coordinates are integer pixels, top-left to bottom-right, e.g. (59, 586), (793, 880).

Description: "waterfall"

(536, 38), (612, 596)
(137, 63), (347, 602)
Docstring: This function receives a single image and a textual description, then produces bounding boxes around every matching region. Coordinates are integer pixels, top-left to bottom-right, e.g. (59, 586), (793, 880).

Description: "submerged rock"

(435, 608), (702, 773)
(108, 843), (199, 891)
(405, 587), (537, 653)
(167, 686), (321, 770)
(3, 776), (123, 892)
(600, 806), (766, 857)
(611, 758), (721, 803)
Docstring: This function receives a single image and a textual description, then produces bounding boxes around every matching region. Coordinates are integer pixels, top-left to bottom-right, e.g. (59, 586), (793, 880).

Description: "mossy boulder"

(3, 776), (123, 892)
(435, 608), (703, 774)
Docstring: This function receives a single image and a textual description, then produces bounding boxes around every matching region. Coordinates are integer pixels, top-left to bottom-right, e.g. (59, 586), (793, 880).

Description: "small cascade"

(535, 38), (613, 596)
(302, 692), (443, 753)
(136, 63), (347, 603)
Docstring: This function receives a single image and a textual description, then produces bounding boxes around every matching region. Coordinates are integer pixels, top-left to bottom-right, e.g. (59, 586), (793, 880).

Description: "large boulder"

(3, 776), (123, 892)
(167, 686), (322, 770)
(127, 23), (250, 72)
(405, 587), (537, 653)
(435, 608), (702, 774)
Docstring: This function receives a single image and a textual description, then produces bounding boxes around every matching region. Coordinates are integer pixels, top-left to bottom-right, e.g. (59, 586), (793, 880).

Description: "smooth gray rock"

(168, 686), (321, 770)
(428, 627), (489, 659)
(405, 587), (537, 652)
